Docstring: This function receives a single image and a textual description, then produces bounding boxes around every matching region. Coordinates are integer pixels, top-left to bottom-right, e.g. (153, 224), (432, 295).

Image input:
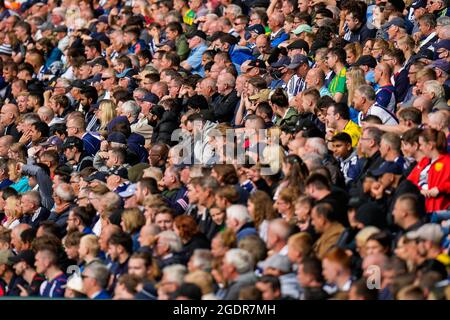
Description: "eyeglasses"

(371, 47), (382, 51)
(101, 77), (111, 81)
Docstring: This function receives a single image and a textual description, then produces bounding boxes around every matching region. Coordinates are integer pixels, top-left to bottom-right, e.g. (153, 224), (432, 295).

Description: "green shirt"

(328, 67), (347, 97)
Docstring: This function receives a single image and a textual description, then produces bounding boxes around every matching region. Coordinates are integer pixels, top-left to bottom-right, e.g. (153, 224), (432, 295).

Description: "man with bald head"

(255, 35), (271, 61)
(412, 96), (434, 124)
(11, 224), (32, 253)
(0, 103), (20, 141)
(0, 135), (14, 158)
(374, 62), (396, 113)
(305, 68), (331, 97)
(211, 72), (239, 123)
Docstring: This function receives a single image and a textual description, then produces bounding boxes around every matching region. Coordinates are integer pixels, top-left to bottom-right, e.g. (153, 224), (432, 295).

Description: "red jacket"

(408, 154), (450, 212)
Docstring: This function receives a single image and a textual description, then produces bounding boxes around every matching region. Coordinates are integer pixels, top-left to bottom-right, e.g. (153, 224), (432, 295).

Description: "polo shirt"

(328, 67), (347, 97)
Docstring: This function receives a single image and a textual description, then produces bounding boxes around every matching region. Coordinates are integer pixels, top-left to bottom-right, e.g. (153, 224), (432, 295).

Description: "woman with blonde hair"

(121, 208), (146, 251)
(247, 191), (278, 242)
(2, 194), (22, 229)
(370, 38), (390, 61)
(274, 187), (300, 225)
(344, 43), (363, 66)
(96, 99), (117, 132)
(8, 159), (31, 193)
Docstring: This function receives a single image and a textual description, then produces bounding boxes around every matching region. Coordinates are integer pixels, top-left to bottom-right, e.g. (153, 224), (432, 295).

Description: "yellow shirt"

(342, 120), (361, 148)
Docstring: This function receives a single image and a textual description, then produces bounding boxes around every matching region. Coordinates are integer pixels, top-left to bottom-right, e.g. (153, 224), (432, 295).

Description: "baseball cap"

(109, 166), (129, 180)
(84, 171), (108, 183)
(260, 254), (292, 273)
(8, 250), (35, 266)
(286, 54), (309, 69)
(248, 59), (267, 69)
(38, 22), (54, 31)
(185, 30), (207, 40)
(0, 250), (14, 266)
(370, 161), (403, 177)
(271, 55), (291, 68)
(93, 32), (111, 46)
(411, 0), (427, 9)
(287, 39), (310, 52)
(429, 59), (450, 73)
(118, 183), (137, 198)
(88, 56), (108, 68)
(434, 39), (450, 51)
(70, 79), (87, 90)
(292, 24), (312, 36)
(128, 163), (150, 183)
(354, 55), (377, 69)
(62, 136), (84, 150)
(141, 92), (159, 104)
(384, 17), (406, 30)
(249, 88), (271, 102)
(406, 224), (444, 244)
(155, 39), (176, 49)
(107, 132), (127, 144)
(98, 15), (109, 24)
(40, 135), (63, 148)
(246, 24), (265, 36)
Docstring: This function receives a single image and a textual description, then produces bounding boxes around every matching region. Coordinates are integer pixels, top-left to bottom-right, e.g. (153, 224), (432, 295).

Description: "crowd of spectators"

(0, 0), (449, 300)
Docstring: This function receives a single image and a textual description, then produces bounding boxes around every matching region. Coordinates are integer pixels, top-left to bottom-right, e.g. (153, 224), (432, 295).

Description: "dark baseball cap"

(107, 132), (127, 144)
(271, 56), (291, 68)
(384, 17), (406, 30)
(429, 59), (450, 73)
(88, 56), (108, 68)
(109, 167), (129, 180)
(40, 135), (63, 148)
(434, 39), (450, 51)
(246, 24), (265, 36)
(186, 30), (207, 40)
(370, 161), (403, 177)
(62, 136), (84, 150)
(411, 0), (427, 9)
(248, 59), (267, 69)
(98, 15), (109, 24)
(84, 171), (108, 183)
(8, 250), (35, 266)
(141, 92), (159, 104)
(354, 55), (377, 69)
(286, 54), (309, 69)
(287, 39), (310, 52)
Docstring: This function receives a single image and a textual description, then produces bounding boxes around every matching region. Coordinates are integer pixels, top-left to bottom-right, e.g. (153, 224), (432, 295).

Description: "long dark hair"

(283, 154), (309, 192)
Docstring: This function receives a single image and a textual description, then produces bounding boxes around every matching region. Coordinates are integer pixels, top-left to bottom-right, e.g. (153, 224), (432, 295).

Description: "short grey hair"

(306, 138), (328, 158)
(357, 84), (376, 101)
(191, 249), (213, 272)
(163, 264), (187, 285)
(121, 100), (141, 119)
(437, 16), (450, 26)
(226, 4), (242, 18)
(55, 183), (75, 202)
(226, 204), (252, 224)
(159, 230), (182, 253)
(423, 80), (445, 99)
(84, 261), (110, 289)
(22, 190), (41, 207)
(224, 249), (254, 274)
